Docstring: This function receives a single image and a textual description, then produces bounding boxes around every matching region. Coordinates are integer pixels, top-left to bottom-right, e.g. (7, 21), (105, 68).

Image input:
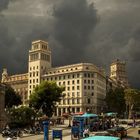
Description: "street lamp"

(68, 106), (71, 127)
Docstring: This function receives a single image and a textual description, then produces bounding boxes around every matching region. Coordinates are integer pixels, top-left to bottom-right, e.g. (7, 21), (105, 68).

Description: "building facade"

(42, 63), (106, 115)
(1, 68), (28, 105)
(110, 59), (129, 88)
(2, 40), (129, 116)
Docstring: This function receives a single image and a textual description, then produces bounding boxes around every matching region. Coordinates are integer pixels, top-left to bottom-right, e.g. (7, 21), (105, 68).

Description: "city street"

(0, 125), (139, 140)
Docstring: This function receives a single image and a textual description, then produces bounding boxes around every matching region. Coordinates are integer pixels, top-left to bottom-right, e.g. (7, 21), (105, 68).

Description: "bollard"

(71, 126), (79, 140)
(79, 119), (84, 138)
(52, 129), (62, 140)
(43, 121), (49, 140)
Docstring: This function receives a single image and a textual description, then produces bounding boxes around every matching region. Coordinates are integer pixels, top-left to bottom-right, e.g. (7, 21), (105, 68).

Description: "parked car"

(107, 126), (127, 138)
(81, 136), (121, 140)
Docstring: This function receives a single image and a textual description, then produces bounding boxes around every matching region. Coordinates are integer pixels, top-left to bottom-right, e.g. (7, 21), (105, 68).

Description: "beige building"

(1, 40), (109, 115)
(43, 63), (106, 115)
(1, 69), (28, 105)
(110, 59), (129, 88)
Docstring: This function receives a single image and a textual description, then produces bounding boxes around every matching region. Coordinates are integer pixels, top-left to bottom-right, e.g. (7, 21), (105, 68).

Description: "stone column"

(0, 84), (7, 130)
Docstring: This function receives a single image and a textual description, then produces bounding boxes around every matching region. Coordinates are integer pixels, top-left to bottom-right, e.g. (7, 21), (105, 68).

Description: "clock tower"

(28, 40), (52, 99)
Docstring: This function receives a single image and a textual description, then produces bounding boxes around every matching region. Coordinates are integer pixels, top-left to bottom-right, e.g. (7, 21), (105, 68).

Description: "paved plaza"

(0, 124), (139, 140)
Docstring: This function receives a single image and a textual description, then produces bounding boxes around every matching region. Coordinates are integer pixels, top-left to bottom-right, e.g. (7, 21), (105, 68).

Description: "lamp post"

(68, 106), (71, 127)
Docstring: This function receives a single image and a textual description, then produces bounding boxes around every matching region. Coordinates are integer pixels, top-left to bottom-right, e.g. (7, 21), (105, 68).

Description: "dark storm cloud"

(51, 0), (98, 65)
(89, 0), (140, 88)
(0, 0), (140, 88)
(0, 0), (11, 12)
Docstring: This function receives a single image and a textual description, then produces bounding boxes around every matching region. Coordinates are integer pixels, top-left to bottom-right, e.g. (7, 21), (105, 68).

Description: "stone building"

(110, 59), (129, 88)
(1, 40), (128, 116)
(1, 68), (28, 105)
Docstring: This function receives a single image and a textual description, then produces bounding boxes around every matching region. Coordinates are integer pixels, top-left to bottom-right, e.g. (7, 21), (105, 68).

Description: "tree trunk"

(128, 104), (133, 119)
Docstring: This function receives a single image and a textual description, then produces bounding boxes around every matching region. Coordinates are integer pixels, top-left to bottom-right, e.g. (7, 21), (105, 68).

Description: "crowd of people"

(89, 117), (119, 131)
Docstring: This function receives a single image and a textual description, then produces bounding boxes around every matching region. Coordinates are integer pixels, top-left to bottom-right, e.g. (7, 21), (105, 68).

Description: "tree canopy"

(29, 81), (65, 117)
(5, 85), (22, 108)
(105, 87), (126, 115)
(8, 106), (36, 128)
(124, 88), (140, 118)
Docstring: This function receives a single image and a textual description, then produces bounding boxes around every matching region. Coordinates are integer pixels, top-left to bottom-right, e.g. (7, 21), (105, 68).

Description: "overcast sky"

(0, 0), (140, 88)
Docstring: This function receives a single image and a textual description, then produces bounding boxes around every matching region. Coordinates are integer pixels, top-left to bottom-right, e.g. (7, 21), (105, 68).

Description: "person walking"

(83, 128), (89, 137)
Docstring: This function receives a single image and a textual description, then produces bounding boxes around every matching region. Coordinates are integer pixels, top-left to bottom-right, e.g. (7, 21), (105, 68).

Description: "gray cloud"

(0, 0), (140, 88)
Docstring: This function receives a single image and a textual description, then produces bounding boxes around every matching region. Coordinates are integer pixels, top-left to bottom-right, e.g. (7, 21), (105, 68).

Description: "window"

(77, 74), (79, 78)
(63, 81), (65, 85)
(67, 87), (70, 90)
(84, 73), (87, 77)
(72, 74), (75, 78)
(77, 92), (80, 96)
(67, 99), (70, 104)
(72, 86), (75, 90)
(33, 72), (35, 77)
(67, 81), (70, 85)
(84, 86), (86, 90)
(84, 80), (86, 83)
(88, 80), (90, 84)
(77, 99), (80, 104)
(72, 80), (75, 84)
(91, 92), (94, 96)
(72, 99), (74, 104)
(36, 72), (38, 76)
(87, 98), (90, 104)
(77, 80), (79, 84)
(77, 86), (80, 90)
(91, 80), (94, 84)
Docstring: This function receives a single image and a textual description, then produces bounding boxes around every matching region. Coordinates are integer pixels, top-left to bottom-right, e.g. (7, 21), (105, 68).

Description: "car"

(107, 126), (127, 138)
(81, 136), (121, 140)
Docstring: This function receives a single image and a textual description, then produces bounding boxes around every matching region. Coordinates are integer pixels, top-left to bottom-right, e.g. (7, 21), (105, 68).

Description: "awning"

(82, 113), (98, 118)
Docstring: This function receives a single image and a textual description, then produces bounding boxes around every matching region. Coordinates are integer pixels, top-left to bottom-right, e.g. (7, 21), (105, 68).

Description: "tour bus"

(72, 113), (99, 131)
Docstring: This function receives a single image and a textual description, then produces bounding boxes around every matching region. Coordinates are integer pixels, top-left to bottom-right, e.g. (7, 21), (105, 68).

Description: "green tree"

(5, 85), (22, 108)
(8, 106), (36, 128)
(124, 88), (140, 118)
(29, 81), (65, 117)
(105, 87), (126, 115)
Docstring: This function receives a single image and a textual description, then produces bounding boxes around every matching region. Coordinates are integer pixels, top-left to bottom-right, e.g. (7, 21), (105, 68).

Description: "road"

(0, 126), (139, 140)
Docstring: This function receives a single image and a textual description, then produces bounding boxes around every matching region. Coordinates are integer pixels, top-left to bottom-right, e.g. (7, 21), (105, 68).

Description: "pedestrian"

(83, 128), (89, 137)
(6, 136), (12, 140)
(133, 119), (136, 127)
